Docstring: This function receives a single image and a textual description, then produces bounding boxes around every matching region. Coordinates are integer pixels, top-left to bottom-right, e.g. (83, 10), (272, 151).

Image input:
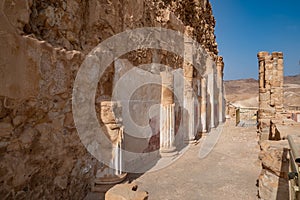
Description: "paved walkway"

(132, 119), (261, 200)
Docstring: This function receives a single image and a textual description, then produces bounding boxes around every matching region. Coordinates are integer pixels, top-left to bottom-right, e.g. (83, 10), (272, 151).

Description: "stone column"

(277, 52), (284, 112)
(272, 52), (284, 113)
(258, 52), (267, 90)
(200, 77), (207, 132)
(183, 26), (196, 141)
(207, 72), (215, 128)
(183, 63), (195, 141)
(217, 56), (225, 123)
(257, 51), (284, 134)
(94, 101), (126, 187)
(160, 71), (177, 156)
(196, 78), (202, 132)
(257, 52), (270, 130)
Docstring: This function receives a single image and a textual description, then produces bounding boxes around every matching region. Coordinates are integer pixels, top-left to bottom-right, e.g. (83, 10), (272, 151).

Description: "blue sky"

(210, 0), (300, 80)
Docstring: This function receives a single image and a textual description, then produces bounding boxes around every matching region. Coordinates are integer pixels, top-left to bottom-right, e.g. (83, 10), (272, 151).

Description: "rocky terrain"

(224, 74), (300, 108)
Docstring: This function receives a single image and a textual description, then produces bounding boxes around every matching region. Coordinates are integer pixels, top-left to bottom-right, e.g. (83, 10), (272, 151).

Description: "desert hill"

(224, 74), (300, 108)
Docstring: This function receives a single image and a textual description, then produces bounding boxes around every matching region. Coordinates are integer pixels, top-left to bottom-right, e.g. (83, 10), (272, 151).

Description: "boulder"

(105, 183), (148, 200)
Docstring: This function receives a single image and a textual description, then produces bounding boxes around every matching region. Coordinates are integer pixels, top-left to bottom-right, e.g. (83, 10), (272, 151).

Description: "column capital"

(217, 56), (223, 63)
(217, 56), (224, 72)
(184, 25), (195, 38)
(257, 51), (269, 61)
(183, 63), (194, 78)
(272, 52), (283, 59)
(160, 71), (174, 105)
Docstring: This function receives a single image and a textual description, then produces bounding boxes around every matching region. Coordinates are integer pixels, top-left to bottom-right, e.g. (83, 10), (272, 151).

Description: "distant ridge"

(224, 74), (300, 108)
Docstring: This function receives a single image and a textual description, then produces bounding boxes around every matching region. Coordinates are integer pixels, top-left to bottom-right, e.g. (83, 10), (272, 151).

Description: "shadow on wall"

(206, 93), (211, 132)
(276, 147), (289, 200)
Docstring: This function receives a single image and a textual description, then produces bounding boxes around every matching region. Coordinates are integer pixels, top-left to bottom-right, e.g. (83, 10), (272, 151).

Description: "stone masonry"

(0, 0), (224, 199)
(257, 51), (284, 131)
(256, 51), (292, 200)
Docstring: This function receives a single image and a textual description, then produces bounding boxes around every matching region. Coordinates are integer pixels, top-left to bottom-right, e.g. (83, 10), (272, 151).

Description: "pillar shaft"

(258, 58), (265, 89)
(183, 27), (196, 141)
(217, 56), (225, 123)
(96, 101), (125, 184)
(160, 103), (176, 152)
(183, 63), (196, 141)
(196, 78), (202, 132)
(257, 51), (284, 131)
(275, 52), (284, 112)
(207, 73), (215, 128)
(160, 71), (176, 155)
(200, 77), (207, 132)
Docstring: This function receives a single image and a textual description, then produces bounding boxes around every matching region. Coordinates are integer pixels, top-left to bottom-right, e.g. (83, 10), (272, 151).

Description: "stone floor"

(130, 119), (261, 200)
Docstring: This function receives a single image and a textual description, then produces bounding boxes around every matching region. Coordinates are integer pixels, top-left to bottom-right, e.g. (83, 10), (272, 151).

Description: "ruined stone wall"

(258, 140), (289, 200)
(256, 51), (292, 199)
(257, 51), (284, 130)
(0, 0), (219, 198)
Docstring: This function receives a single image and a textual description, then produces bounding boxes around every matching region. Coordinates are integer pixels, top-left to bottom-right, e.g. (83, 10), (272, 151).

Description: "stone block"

(105, 183), (148, 200)
(259, 140), (289, 177)
(0, 122), (13, 138)
(258, 169), (289, 200)
(100, 101), (122, 124)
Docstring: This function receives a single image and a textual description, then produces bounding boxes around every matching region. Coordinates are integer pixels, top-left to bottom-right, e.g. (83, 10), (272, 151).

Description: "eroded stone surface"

(0, 0), (222, 199)
(105, 183), (148, 200)
(259, 140), (289, 177)
(258, 140), (289, 200)
(258, 169), (289, 200)
(257, 51), (284, 131)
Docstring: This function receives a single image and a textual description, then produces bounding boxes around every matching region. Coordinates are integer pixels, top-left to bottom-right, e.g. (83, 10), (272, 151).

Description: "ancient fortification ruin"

(0, 0), (225, 199)
(256, 51), (300, 200)
(2, 0), (299, 199)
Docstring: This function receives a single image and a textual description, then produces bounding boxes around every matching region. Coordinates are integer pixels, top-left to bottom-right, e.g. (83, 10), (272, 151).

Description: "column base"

(91, 173), (127, 194)
(94, 173), (127, 185)
(160, 147), (178, 157)
(184, 139), (196, 144)
(160, 150), (178, 157)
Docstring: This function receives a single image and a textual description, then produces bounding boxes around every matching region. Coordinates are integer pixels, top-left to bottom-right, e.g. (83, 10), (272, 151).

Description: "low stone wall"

(257, 118), (300, 199)
(258, 140), (289, 200)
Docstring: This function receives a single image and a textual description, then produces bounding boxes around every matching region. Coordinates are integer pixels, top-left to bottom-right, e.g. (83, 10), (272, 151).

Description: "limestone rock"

(105, 183), (148, 200)
(258, 140), (289, 200)
(258, 169), (289, 200)
(12, 115), (27, 126)
(257, 51), (284, 131)
(54, 175), (69, 190)
(0, 0), (219, 198)
(259, 140), (289, 177)
(100, 101), (122, 124)
(0, 122), (13, 138)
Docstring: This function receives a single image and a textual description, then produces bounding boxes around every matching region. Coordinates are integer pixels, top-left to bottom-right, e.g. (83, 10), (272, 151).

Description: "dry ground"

(133, 119), (261, 200)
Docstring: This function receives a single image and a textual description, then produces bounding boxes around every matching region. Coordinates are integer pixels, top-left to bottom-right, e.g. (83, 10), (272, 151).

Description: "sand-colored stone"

(217, 56), (225, 123)
(160, 71), (174, 105)
(258, 169), (289, 200)
(105, 183), (148, 200)
(259, 140), (289, 177)
(0, 0), (223, 198)
(257, 51), (284, 131)
(200, 77), (207, 132)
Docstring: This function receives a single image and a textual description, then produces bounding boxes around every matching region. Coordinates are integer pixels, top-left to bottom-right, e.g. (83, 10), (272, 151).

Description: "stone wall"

(0, 0), (221, 198)
(258, 140), (289, 200)
(257, 51), (284, 131)
(256, 51), (294, 199)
